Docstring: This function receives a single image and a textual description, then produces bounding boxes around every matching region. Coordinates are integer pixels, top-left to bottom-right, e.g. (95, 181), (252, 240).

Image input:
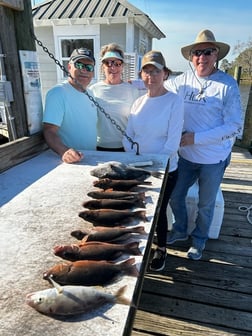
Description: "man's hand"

(62, 148), (84, 163)
(180, 132), (195, 146)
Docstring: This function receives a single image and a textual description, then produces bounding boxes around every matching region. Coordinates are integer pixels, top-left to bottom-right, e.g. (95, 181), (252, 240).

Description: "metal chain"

(32, 33), (140, 155)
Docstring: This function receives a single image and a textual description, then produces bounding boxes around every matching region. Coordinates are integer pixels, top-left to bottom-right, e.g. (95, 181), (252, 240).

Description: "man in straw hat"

(165, 29), (242, 260)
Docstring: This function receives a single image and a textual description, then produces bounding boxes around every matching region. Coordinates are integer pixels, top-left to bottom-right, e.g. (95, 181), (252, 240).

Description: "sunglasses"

(191, 48), (217, 57)
(103, 60), (123, 67)
(74, 62), (94, 72)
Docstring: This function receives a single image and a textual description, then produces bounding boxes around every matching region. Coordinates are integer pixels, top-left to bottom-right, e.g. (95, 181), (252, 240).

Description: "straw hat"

(181, 29), (230, 61)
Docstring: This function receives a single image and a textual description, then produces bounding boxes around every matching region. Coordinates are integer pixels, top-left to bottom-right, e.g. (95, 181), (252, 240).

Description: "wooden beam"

(0, 0), (23, 11)
(0, 133), (48, 173)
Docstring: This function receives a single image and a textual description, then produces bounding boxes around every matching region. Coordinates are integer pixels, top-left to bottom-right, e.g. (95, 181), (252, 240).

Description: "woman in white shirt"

(123, 50), (184, 271)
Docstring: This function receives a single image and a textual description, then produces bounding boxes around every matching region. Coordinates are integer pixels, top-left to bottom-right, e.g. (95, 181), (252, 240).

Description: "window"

(59, 37), (94, 79)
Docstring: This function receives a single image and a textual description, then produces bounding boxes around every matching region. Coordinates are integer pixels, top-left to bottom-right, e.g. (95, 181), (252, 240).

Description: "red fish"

(53, 241), (142, 261)
(43, 258), (139, 286)
(87, 190), (146, 201)
(93, 178), (152, 191)
(78, 209), (147, 226)
(82, 198), (146, 210)
(71, 225), (147, 243)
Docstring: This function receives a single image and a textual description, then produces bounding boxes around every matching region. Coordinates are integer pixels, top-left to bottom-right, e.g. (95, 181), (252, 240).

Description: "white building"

(32, 0), (165, 102)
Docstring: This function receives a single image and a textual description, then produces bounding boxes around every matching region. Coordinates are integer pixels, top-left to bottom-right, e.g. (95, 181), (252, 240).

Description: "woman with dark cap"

(123, 50), (184, 271)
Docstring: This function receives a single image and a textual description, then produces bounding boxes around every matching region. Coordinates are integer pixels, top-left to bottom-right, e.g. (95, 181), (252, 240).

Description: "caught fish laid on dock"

(93, 178), (152, 191)
(26, 277), (130, 316)
(43, 258), (139, 286)
(90, 161), (163, 180)
(71, 225), (147, 243)
(53, 241), (142, 262)
(78, 209), (147, 226)
(87, 190), (146, 201)
(82, 198), (146, 210)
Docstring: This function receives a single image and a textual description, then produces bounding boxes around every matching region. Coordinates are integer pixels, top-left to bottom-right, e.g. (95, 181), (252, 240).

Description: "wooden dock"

(130, 146), (252, 336)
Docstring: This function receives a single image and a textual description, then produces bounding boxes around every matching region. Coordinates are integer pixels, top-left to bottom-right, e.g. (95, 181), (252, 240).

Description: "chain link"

(32, 32), (140, 155)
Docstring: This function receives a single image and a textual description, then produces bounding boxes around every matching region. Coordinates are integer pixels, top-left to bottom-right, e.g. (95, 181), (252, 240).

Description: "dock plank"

(130, 146), (252, 336)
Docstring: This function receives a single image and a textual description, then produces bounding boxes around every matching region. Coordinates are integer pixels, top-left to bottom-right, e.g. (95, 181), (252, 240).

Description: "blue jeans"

(170, 154), (231, 249)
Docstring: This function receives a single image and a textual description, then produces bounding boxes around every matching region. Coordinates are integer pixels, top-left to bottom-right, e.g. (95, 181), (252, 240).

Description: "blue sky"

(32, 0), (252, 71)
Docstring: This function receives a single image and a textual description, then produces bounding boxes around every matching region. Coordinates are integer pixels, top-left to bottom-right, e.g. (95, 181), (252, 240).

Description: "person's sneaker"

(187, 247), (203, 260)
(150, 248), (167, 271)
(166, 230), (188, 245)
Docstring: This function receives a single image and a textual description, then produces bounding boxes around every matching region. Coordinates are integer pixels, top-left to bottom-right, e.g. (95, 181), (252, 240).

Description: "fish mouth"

(25, 293), (36, 307)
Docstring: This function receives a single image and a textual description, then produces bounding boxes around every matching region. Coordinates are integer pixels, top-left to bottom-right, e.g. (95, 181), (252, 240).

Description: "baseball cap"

(141, 51), (166, 70)
(69, 48), (95, 64)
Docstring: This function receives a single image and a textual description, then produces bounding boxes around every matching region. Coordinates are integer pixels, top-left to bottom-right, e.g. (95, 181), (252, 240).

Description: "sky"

(32, 0), (252, 72)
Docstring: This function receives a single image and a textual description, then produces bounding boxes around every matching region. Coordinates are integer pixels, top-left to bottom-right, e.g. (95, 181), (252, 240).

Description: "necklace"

(191, 65), (217, 99)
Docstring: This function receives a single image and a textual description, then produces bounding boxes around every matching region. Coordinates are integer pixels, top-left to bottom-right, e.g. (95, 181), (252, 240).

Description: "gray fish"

(82, 198), (146, 210)
(87, 190), (146, 201)
(93, 178), (152, 191)
(71, 225), (147, 243)
(78, 209), (148, 226)
(90, 161), (163, 181)
(26, 277), (130, 316)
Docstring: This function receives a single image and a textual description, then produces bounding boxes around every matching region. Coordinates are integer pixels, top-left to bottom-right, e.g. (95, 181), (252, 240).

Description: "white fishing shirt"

(166, 70), (243, 164)
(123, 91), (184, 172)
(89, 81), (139, 148)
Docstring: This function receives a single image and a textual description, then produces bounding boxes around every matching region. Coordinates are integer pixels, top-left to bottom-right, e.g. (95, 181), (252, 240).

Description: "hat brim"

(181, 41), (230, 61)
(70, 55), (95, 63)
(141, 61), (164, 70)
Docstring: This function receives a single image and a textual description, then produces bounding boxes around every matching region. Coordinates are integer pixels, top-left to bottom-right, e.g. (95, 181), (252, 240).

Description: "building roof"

(32, 0), (165, 40)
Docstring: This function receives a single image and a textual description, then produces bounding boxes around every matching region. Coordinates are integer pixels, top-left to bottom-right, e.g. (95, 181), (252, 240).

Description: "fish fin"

(48, 276), (63, 294)
(151, 171), (164, 179)
(115, 285), (131, 306)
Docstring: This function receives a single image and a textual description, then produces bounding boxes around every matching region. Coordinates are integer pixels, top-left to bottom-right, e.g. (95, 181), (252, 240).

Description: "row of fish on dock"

(26, 161), (162, 317)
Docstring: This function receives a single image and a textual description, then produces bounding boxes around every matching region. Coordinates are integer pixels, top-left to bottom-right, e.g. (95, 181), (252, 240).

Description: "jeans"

(170, 154), (231, 249)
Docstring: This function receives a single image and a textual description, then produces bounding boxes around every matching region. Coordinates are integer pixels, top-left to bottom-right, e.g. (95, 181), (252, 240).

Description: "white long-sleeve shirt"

(123, 91), (184, 172)
(165, 70), (243, 164)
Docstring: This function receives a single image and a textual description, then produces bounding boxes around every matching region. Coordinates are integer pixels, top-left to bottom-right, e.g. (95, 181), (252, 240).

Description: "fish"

(90, 161), (163, 180)
(82, 198), (146, 210)
(78, 209), (148, 226)
(43, 258), (139, 286)
(53, 241), (142, 261)
(71, 225), (147, 243)
(26, 277), (130, 316)
(87, 190), (146, 201)
(93, 178), (152, 191)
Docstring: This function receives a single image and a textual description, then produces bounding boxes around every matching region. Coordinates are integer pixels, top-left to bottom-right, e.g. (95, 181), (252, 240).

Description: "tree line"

(220, 37), (252, 81)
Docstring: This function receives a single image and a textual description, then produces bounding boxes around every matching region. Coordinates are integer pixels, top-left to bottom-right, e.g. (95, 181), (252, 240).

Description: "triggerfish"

(26, 277), (130, 316)
(71, 225), (147, 243)
(78, 209), (147, 226)
(90, 161), (163, 180)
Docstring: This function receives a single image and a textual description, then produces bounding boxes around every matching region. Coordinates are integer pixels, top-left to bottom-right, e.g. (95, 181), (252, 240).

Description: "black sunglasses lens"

(192, 48), (216, 57)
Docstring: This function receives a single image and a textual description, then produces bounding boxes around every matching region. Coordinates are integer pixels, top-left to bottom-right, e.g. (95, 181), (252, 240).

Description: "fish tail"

(139, 192), (146, 202)
(115, 285), (131, 306)
(137, 199), (146, 208)
(135, 210), (148, 222)
(142, 181), (152, 185)
(151, 171), (164, 179)
(126, 241), (142, 256)
(134, 226), (147, 235)
(121, 257), (139, 277)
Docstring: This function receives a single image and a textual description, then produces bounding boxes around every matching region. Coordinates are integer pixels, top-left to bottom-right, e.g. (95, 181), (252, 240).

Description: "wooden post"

(239, 83), (252, 150)
(234, 66), (242, 85)
(0, 1), (35, 140)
